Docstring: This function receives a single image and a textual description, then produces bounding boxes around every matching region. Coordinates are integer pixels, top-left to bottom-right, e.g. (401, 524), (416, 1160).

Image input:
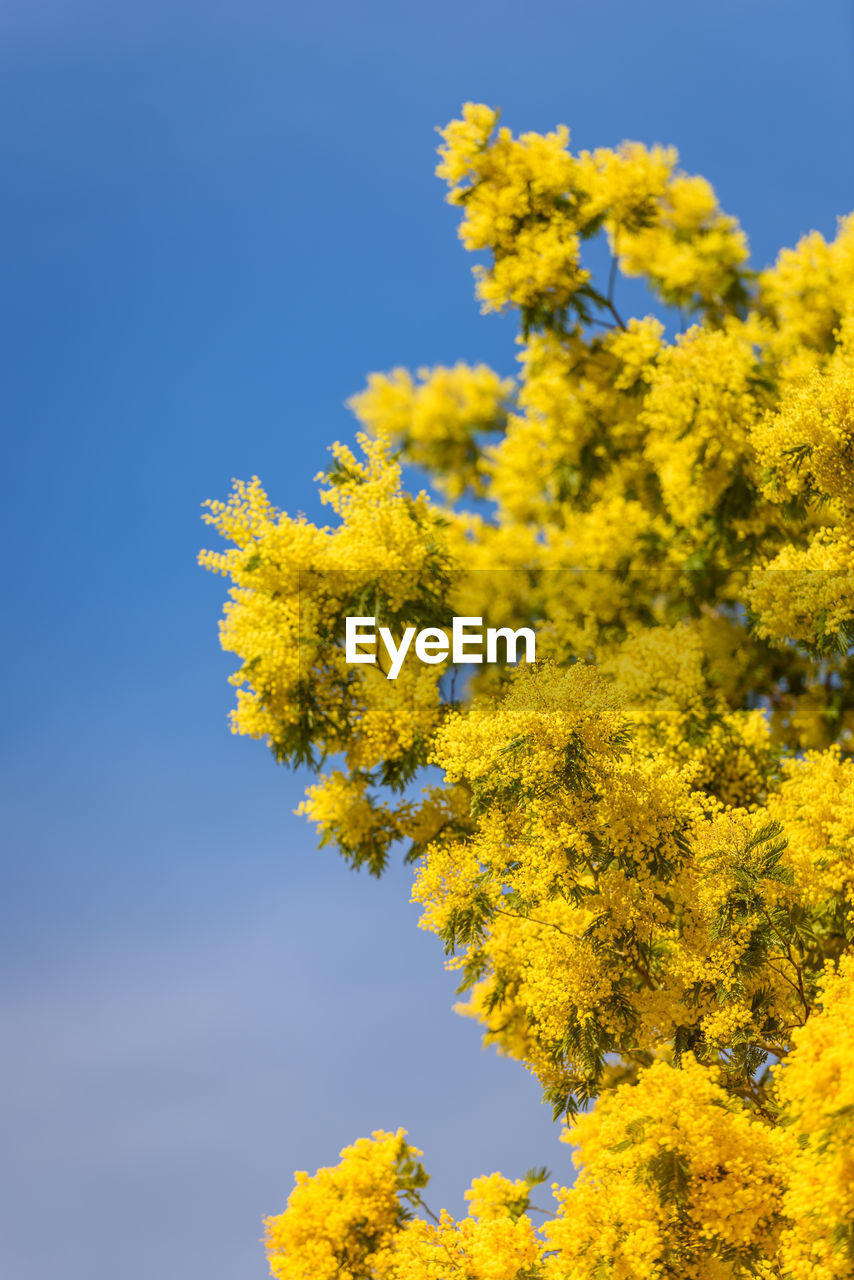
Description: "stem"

(754, 1037), (789, 1060)
(410, 1191), (441, 1226)
(493, 904), (576, 940)
(607, 251), (619, 305)
(528, 1203), (557, 1218)
(761, 907), (811, 1021)
(601, 297), (627, 330)
(728, 1077), (774, 1121)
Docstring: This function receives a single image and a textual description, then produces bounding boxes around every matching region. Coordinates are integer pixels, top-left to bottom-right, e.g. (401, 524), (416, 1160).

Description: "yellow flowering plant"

(202, 105), (854, 1277)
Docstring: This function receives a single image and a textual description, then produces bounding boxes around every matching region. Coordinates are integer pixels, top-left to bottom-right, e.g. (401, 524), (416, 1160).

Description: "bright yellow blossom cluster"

(436, 103), (587, 322)
(759, 213), (854, 360)
(348, 363), (514, 499)
(746, 323), (854, 653)
(201, 104), (854, 1277)
(776, 958), (854, 1278)
(264, 1129), (427, 1280)
(547, 1056), (786, 1279)
(436, 102), (751, 331)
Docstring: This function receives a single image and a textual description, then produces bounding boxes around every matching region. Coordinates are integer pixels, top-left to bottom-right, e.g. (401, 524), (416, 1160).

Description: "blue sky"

(1, 1), (852, 1275)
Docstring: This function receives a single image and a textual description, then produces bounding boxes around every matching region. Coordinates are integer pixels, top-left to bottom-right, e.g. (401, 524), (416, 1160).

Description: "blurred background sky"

(1, 2), (853, 1275)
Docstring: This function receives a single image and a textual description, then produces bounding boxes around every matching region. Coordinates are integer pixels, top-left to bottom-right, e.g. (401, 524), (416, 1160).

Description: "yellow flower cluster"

(747, 327), (854, 651)
(485, 320), (662, 526)
(776, 958), (854, 1279)
(639, 323), (769, 536)
(380, 1209), (542, 1280)
(265, 1131), (547, 1280)
(416, 664), (772, 1098)
(760, 213), (854, 358)
(576, 142), (750, 318)
(546, 1057), (785, 1279)
(754, 325), (854, 514)
(616, 172), (749, 318)
(264, 1129), (420, 1280)
(436, 103), (587, 319)
(412, 661), (836, 1107)
(201, 103), (854, 1278)
(200, 432), (460, 871)
(349, 362), (514, 498)
(437, 103), (749, 328)
(575, 140), (675, 227)
(605, 621), (777, 808)
(766, 747), (854, 901)
(298, 770), (402, 868)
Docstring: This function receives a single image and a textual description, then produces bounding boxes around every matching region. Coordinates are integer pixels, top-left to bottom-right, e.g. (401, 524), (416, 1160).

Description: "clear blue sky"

(1, 2), (852, 1276)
